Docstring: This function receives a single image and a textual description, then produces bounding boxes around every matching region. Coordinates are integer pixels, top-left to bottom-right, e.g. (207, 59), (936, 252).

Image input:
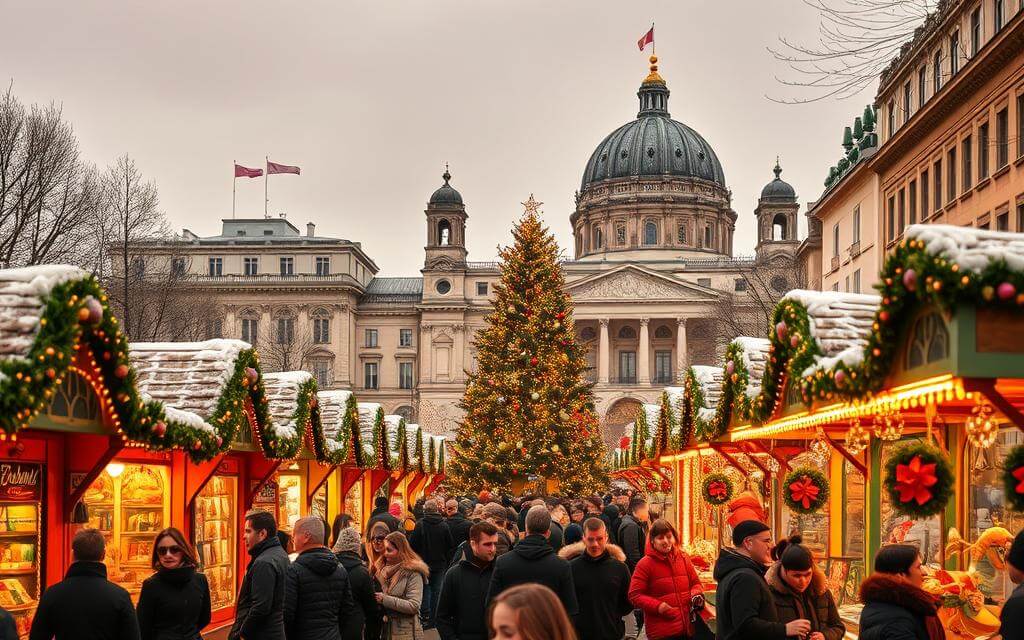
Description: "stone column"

(598, 319), (610, 384)
(676, 318), (688, 382)
(638, 318), (650, 384)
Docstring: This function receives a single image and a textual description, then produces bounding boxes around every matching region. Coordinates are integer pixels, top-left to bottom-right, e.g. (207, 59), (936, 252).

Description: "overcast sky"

(2, 1), (875, 276)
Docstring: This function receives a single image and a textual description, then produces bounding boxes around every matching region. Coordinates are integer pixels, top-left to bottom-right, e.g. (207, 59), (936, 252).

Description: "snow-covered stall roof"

(782, 290), (881, 377)
(405, 423), (422, 466)
(664, 386), (686, 423)
(0, 265), (87, 362)
(317, 389), (354, 458)
(691, 365), (724, 422)
(357, 402), (383, 462)
(731, 337), (771, 398)
(907, 223), (1024, 271)
(262, 371), (315, 442)
(384, 414), (404, 464)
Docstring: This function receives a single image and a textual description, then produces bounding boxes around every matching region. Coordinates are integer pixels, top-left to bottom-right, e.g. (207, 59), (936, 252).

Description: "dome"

(760, 160), (796, 201)
(580, 56), (726, 190)
(429, 169), (463, 206)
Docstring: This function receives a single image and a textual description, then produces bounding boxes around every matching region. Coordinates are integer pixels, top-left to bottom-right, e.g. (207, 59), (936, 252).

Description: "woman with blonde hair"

(374, 531), (429, 640)
(365, 520), (390, 578)
(489, 583), (578, 640)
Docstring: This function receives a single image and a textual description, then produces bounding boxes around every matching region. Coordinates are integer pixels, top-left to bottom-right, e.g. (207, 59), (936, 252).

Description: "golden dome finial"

(644, 54), (664, 84)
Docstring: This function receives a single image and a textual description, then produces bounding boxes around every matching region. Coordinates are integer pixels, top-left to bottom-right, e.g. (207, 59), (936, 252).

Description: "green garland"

(701, 342), (751, 441)
(783, 466), (830, 514)
(701, 472), (734, 506)
(414, 429), (426, 473)
(883, 441), (955, 518)
(427, 436), (437, 472)
(632, 406), (651, 462)
(259, 377), (319, 459)
(749, 299), (819, 424)
(1003, 445), (1024, 512)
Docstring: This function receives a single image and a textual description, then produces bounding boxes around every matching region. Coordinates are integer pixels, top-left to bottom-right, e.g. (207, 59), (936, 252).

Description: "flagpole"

(264, 155), (269, 217)
(232, 160), (237, 219)
(652, 21), (655, 56)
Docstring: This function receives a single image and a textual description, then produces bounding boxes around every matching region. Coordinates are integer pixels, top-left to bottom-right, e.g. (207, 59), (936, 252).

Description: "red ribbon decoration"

(788, 475), (820, 509)
(1013, 466), (1024, 494)
(895, 454), (939, 505)
(707, 480), (727, 499)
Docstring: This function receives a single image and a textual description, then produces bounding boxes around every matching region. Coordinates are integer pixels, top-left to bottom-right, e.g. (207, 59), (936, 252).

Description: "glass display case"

(194, 475), (236, 611)
(0, 463), (42, 639)
(278, 474), (301, 532)
(83, 464), (170, 601)
(344, 481), (363, 533)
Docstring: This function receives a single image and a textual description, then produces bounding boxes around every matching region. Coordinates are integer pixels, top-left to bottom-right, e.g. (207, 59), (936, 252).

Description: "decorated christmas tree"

(446, 197), (608, 495)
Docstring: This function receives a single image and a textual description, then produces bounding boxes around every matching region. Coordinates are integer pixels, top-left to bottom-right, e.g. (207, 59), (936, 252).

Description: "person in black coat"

(333, 527), (381, 640)
(485, 505), (579, 618)
(858, 545), (944, 640)
(1002, 530), (1024, 639)
(600, 503), (621, 546)
(136, 528), (211, 640)
(444, 500), (473, 548)
(410, 499), (455, 629)
(29, 528), (140, 640)
(230, 511), (291, 640)
(436, 522), (499, 640)
(558, 519), (632, 640)
(366, 496), (400, 534)
(713, 520), (787, 640)
(0, 607), (15, 640)
(284, 516), (354, 640)
(617, 498), (650, 572)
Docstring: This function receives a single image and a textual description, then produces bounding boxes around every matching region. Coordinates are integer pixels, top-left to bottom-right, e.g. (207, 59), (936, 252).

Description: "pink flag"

(267, 161), (301, 175)
(235, 164), (263, 178)
(638, 27), (654, 51)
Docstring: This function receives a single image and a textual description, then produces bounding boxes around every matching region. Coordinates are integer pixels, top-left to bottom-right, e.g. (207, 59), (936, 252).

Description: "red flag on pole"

(235, 164), (263, 178)
(267, 161), (301, 175)
(638, 26), (654, 51)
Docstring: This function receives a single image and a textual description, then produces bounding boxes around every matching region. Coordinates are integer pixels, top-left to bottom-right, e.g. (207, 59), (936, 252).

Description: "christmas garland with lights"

(427, 436), (437, 473)
(883, 441), (954, 518)
(684, 367), (716, 442)
(1003, 445), (1024, 512)
(701, 342), (752, 441)
(783, 466), (830, 514)
(632, 406), (651, 462)
(259, 376), (320, 460)
(365, 406), (388, 468)
(701, 472), (734, 506)
(652, 392), (673, 456)
(310, 393), (360, 465)
(414, 430), (427, 473)
(749, 299), (819, 424)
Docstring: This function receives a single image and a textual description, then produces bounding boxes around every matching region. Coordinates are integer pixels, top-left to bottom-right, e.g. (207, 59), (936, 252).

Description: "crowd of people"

(19, 487), (1024, 639)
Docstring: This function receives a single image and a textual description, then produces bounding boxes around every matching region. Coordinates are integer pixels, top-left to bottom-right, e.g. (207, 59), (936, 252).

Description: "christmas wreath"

(883, 442), (955, 518)
(701, 473), (734, 506)
(783, 467), (830, 514)
(1002, 445), (1024, 511)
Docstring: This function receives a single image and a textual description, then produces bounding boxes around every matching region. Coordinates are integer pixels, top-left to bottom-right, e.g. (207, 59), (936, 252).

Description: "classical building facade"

(129, 58), (800, 444)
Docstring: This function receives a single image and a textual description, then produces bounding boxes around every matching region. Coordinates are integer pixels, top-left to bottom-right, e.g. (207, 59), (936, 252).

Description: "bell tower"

(755, 159), (800, 260)
(424, 168), (468, 269)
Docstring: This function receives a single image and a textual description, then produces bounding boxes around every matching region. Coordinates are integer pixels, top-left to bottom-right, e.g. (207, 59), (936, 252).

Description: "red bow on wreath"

(789, 475), (820, 509)
(1013, 466), (1024, 494)
(895, 454), (938, 505)
(708, 481), (727, 499)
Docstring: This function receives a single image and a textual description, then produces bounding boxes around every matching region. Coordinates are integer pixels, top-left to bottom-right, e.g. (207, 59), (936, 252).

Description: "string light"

(873, 407), (904, 441)
(845, 417), (870, 455)
(966, 397), (998, 448)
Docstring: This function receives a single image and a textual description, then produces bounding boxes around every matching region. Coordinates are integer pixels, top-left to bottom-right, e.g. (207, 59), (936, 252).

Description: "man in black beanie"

(1000, 529), (1024, 637)
(713, 520), (789, 640)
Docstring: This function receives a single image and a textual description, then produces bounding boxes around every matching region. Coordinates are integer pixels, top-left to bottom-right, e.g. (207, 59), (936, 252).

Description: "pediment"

(566, 265), (720, 302)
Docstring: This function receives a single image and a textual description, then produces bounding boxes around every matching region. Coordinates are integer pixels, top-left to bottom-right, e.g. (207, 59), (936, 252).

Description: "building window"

(921, 170), (929, 217)
(996, 0), (1004, 31)
(364, 362), (378, 390)
(654, 325), (673, 339)
(438, 219), (451, 246)
(887, 99), (896, 137)
(399, 362), (414, 390)
(853, 269), (861, 294)
(244, 257), (259, 276)
(950, 30), (960, 75)
(898, 188), (906, 232)
(677, 224), (686, 244)
(593, 226), (603, 249)
(903, 81), (912, 123)
(845, 275), (850, 292)
(476, 281), (488, 296)
(171, 257), (187, 277)
(1018, 202), (1024, 231)
(131, 257), (145, 280)
(435, 279), (451, 295)
(400, 329), (413, 347)
(918, 66), (927, 109)
(933, 50), (943, 92)
(934, 159), (943, 209)
(703, 224), (713, 248)
(313, 317), (330, 344)
(1018, 94), (1024, 158)
(832, 223), (840, 257)
(315, 256), (330, 276)
(618, 326), (636, 339)
(654, 351), (672, 383)
(279, 257), (294, 276)
(208, 257), (223, 277)
(852, 206), (861, 244)
(241, 318), (258, 344)
(207, 319), (223, 340)
(618, 351), (636, 384)
(997, 108), (1009, 169)
(643, 221), (658, 245)
(963, 134), (974, 188)
(276, 317), (294, 345)
(971, 8), (981, 56)
(998, 210), (1010, 231)
(947, 147), (957, 201)
(832, 282), (840, 292)
(615, 225), (626, 245)
(887, 195), (895, 242)
(979, 216), (991, 230)
(697, 277), (712, 287)
(263, 229), (273, 236)
(980, 122), (990, 179)
(735, 278), (748, 292)
(311, 360), (332, 388)
(365, 329), (378, 348)
(909, 180), (917, 225)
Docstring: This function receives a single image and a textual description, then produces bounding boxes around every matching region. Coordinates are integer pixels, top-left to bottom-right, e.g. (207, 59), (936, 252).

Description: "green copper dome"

(429, 169), (463, 206)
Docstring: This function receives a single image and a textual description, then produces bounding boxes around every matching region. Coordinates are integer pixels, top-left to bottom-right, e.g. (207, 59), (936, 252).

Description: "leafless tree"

(769, 0), (950, 103)
(257, 320), (318, 374)
(0, 85), (101, 268)
(714, 253), (807, 346)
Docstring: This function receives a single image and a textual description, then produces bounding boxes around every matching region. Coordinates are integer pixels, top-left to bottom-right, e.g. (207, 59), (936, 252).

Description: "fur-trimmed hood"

(858, 574), (939, 616)
(558, 541), (626, 563)
(766, 561), (828, 597)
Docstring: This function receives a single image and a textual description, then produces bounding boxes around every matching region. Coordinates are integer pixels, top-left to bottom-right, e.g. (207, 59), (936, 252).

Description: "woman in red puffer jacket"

(628, 518), (706, 640)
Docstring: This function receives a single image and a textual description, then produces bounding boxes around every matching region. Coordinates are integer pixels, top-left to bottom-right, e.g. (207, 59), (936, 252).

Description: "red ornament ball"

(619, 436), (631, 449)
(114, 364), (129, 379)
(775, 321), (788, 341)
(998, 282), (1017, 301)
(192, 440), (202, 450)
(902, 269), (918, 292)
(556, 312), (566, 320)
(878, 310), (890, 323)
(530, 357), (539, 366)
(153, 421), (167, 437)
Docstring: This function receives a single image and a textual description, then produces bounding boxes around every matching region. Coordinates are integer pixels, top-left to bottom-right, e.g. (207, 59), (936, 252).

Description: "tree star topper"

(521, 194), (543, 215)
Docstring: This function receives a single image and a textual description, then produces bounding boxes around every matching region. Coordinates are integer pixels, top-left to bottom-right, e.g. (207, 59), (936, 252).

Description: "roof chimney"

(306, 222), (315, 238)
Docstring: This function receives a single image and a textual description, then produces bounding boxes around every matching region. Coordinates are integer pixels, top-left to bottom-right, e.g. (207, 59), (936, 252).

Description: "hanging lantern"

(873, 409), (904, 441)
(764, 455), (780, 473)
(845, 417), (870, 455)
(809, 429), (831, 467)
(966, 398), (998, 448)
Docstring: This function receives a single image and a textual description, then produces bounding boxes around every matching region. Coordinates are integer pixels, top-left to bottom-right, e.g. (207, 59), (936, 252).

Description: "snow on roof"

(643, 403), (660, 426)
(782, 290), (881, 378)
(0, 265), (87, 362)
(357, 402), (382, 450)
(261, 371), (314, 440)
(691, 365), (724, 410)
(664, 386), (686, 423)
(405, 423), (422, 464)
(907, 224), (1024, 272)
(130, 340), (249, 422)
(731, 337), (771, 399)
(317, 389), (353, 454)
(384, 415), (404, 459)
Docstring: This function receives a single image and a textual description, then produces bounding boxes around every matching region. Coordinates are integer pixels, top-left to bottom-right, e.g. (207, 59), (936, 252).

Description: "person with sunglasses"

(136, 527), (211, 640)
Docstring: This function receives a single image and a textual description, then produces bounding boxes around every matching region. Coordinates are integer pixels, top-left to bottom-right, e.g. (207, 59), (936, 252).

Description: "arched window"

(907, 311), (949, 369)
(395, 405), (415, 422)
(438, 219), (451, 246)
(618, 326), (637, 339)
(703, 224), (713, 248)
(772, 213), (789, 241)
(579, 327), (597, 341)
(643, 221), (658, 246)
(654, 325), (672, 339)
(677, 224), (686, 244)
(594, 227), (603, 249)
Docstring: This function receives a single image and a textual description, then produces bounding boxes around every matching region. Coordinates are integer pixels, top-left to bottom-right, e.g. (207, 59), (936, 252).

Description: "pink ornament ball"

(902, 269), (918, 292)
(997, 282), (1017, 301)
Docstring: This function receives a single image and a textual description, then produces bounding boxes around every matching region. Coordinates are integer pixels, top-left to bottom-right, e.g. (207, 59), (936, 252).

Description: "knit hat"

(732, 519), (771, 547)
(333, 527), (361, 555)
(1009, 530), (1024, 571)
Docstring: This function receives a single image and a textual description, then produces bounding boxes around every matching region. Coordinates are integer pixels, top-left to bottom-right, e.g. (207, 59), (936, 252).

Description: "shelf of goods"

(193, 476), (236, 610)
(0, 502), (40, 640)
